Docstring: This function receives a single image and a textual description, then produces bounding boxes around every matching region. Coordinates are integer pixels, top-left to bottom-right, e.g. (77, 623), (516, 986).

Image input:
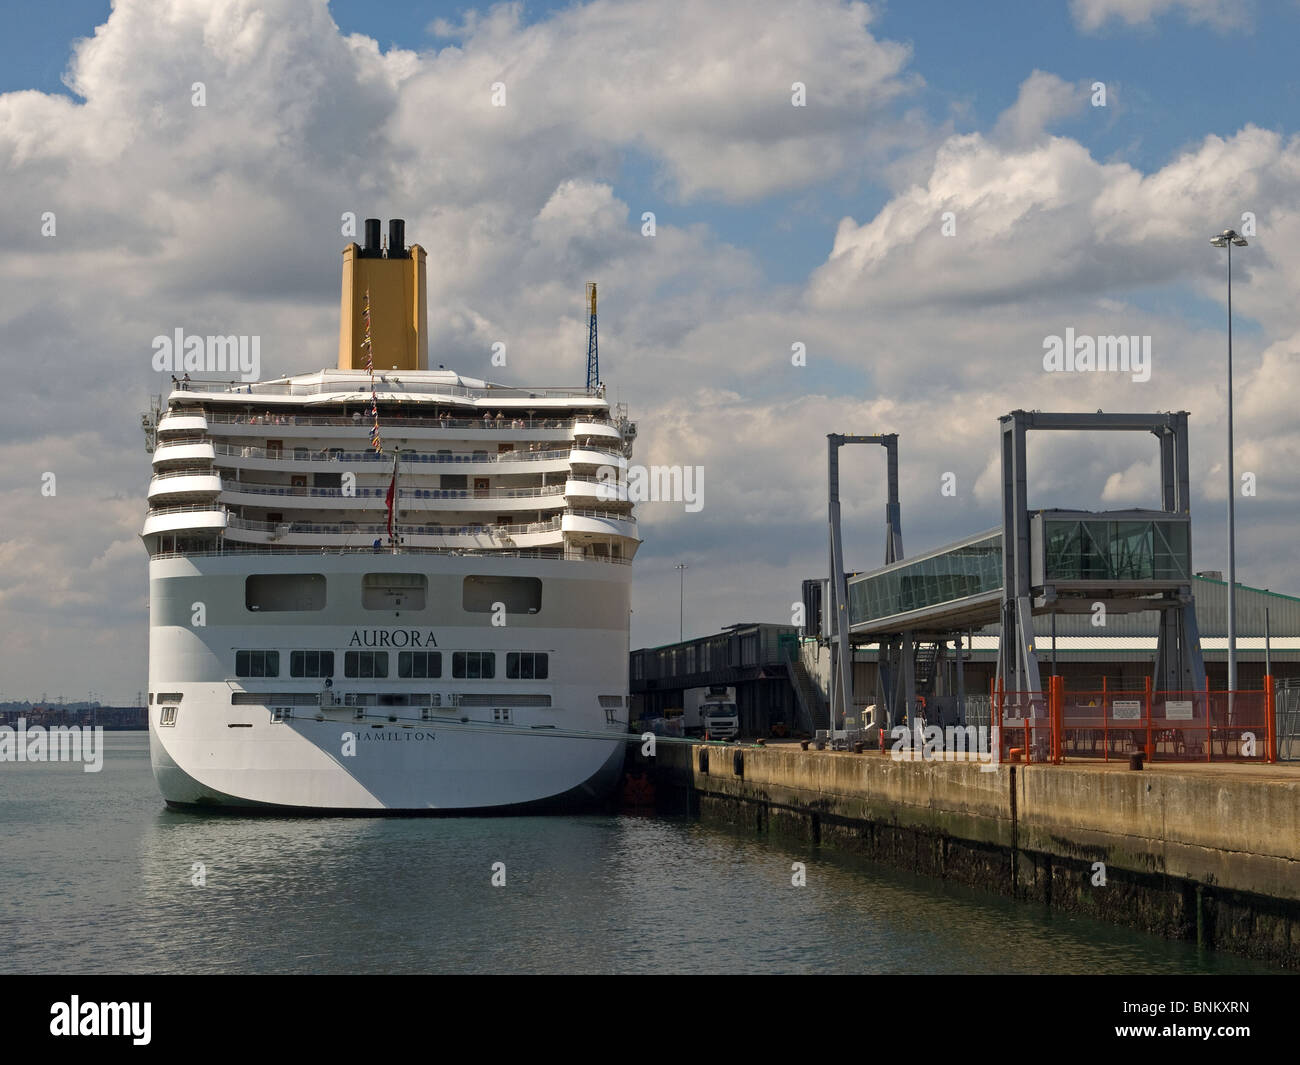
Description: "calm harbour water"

(0, 734), (1275, 974)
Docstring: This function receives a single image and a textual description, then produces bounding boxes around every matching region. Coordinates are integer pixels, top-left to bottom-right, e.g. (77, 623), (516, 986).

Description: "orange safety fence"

(990, 676), (1277, 764)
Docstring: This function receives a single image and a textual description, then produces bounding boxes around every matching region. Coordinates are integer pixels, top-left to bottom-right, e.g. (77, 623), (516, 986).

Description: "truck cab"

(700, 698), (740, 741)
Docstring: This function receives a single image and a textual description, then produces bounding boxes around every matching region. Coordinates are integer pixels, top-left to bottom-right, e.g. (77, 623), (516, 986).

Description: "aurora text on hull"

(140, 219), (639, 812)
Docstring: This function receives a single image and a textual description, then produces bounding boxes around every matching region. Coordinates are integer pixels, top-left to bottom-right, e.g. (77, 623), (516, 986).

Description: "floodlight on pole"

(1209, 227), (1247, 693)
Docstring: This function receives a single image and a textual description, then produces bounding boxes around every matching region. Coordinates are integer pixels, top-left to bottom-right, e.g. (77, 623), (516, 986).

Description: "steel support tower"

(827, 433), (902, 730)
(996, 410), (1205, 699)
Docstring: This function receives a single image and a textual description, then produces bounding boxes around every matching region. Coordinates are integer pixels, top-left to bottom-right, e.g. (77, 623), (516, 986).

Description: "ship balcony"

(561, 509), (640, 542)
(142, 504), (228, 536)
(152, 441), (216, 468)
(213, 443), (575, 476)
(206, 410), (594, 443)
(397, 486), (568, 512)
(565, 477), (629, 504)
(148, 472), (223, 502)
(220, 480), (569, 512)
(571, 420), (622, 442)
(157, 412), (209, 435)
(223, 514), (564, 549)
(568, 447), (627, 470)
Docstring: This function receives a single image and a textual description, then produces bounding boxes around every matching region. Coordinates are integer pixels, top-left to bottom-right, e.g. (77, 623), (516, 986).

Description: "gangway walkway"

(847, 512), (1193, 637)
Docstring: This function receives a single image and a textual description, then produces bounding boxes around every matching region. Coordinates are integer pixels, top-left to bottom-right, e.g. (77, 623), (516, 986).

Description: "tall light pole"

(675, 563), (687, 643)
(1209, 228), (1248, 692)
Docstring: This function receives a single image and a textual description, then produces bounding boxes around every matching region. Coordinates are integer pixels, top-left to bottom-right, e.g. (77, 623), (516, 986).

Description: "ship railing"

(153, 430), (209, 442)
(149, 544), (632, 564)
(565, 508), (637, 523)
(567, 445), (625, 459)
(211, 443), (584, 463)
(218, 479), (568, 501)
(146, 503), (229, 516)
(150, 506), (630, 528)
(206, 412), (611, 430)
(175, 379), (605, 401)
(225, 515), (564, 536)
(151, 468), (220, 482)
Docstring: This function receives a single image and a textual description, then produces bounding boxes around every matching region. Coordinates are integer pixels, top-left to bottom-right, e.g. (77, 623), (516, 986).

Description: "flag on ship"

(385, 453), (399, 539)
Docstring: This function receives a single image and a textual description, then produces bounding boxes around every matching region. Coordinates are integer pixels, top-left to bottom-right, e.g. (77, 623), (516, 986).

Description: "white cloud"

(808, 123), (1300, 330)
(992, 71), (1086, 147)
(1070, 0), (1252, 32)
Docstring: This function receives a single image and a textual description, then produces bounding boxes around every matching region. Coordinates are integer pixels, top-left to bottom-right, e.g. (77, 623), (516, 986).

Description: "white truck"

(683, 685), (740, 741)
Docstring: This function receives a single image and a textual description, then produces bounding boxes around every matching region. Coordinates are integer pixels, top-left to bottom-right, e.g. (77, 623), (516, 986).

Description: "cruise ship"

(140, 219), (639, 812)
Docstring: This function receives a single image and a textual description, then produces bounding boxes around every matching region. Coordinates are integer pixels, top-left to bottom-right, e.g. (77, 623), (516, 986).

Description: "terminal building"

(629, 623), (802, 737)
(629, 580), (1300, 737)
(631, 411), (1300, 740)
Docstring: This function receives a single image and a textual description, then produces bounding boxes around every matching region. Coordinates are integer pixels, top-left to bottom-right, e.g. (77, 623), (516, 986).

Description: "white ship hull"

(151, 715), (627, 812)
(147, 553), (631, 812)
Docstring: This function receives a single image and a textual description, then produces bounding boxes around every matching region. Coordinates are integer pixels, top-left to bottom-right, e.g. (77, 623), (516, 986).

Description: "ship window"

(363, 573), (427, 610)
(289, 650), (335, 678)
(441, 474), (467, 490)
(398, 651), (442, 679)
(235, 650), (280, 677)
(506, 652), (548, 680)
(344, 651), (389, 679)
(452, 651), (495, 679)
(245, 573), (326, 611)
(462, 575), (542, 614)
(493, 708), (512, 722)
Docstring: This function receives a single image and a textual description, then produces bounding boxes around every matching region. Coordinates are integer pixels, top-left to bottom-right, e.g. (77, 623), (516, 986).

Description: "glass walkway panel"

(847, 529), (1003, 634)
(845, 511), (1193, 636)
(1035, 513), (1191, 584)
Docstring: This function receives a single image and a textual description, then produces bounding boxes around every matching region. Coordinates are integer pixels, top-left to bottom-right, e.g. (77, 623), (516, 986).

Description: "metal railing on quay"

(989, 676), (1281, 765)
(1273, 681), (1300, 761)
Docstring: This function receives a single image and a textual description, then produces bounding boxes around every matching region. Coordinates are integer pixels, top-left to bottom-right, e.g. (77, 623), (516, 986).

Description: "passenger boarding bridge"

(817, 411), (1206, 731)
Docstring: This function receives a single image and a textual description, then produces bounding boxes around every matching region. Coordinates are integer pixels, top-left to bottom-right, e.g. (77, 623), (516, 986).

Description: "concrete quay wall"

(651, 743), (1300, 967)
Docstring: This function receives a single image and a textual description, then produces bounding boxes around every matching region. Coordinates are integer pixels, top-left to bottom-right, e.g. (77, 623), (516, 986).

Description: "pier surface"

(652, 743), (1300, 967)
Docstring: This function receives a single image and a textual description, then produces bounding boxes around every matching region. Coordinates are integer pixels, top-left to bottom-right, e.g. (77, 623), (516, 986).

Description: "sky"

(1, 0), (1298, 703)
